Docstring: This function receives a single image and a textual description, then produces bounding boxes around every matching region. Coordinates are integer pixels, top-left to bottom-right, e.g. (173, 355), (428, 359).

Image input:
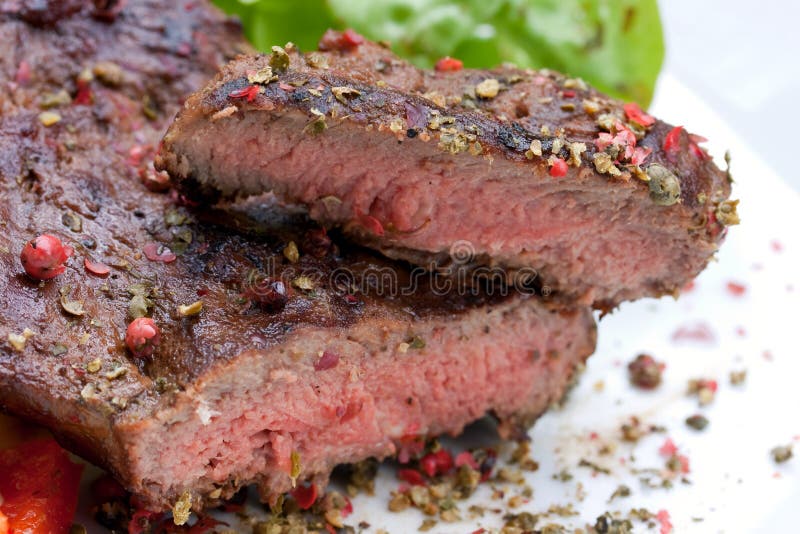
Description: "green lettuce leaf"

(212, 0), (664, 106)
(212, 0), (337, 51)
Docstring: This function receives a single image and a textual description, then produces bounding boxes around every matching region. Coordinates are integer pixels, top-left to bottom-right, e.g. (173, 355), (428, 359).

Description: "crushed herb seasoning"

(292, 275), (315, 291)
(729, 369), (747, 386)
(247, 66), (273, 84)
(178, 300), (203, 317)
(578, 458), (610, 475)
(526, 139), (543, 159)
(408, 336), (425, 350)
(59, 285), (86, 316)
(685, 414), (709, 431)
(596, 113), (618, 132)
(304, 108), (327, 135)
(593, 152), (622, 177)
(594, 512), (633, 534)
(567, 142), (587, 166)
(141, 95), (158, 120)
(503, 511), (539, 531)
(608, 484), (631, 503)
(332, 86), (361, 104)
(87, 358), (102, 374)
(283, 241), (300, 263)
(105, 366), (127, 380)
(552, 469), (573, 482)
(687, 378), (717, 406)
(41, 90), (72, 109)
(475, 78), (500, 99)
(210, 105), (237, 122)
(306, 52), (329, 69)
(171, 491), (192, 526)
(771, 445), (793, 464)
(269, 46), (290, 71)
(8, 329), (34, 351)
(438, 128), (470, 155)
(582, 99), (601, 115)
(290, 450), (302, 486)
(38, 111), (62, 126)
(127, 284), (153, 319)
(715, 199), (740, 226)
(92, 61), (123, 86)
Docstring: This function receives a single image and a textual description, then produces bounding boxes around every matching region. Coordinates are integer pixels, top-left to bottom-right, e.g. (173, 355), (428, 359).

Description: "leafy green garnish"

(212, 0), (664, 106)
(212, 0), (337, 51)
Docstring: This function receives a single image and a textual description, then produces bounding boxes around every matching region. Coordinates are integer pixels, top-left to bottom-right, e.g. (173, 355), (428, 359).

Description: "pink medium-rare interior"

(127, 301), (595, 507)
(173, 110), (716, 305)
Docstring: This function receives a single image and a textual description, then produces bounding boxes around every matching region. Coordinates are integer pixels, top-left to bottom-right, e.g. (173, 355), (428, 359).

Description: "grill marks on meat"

(157, 33), (735, 309)
(0, 3), (596, 514)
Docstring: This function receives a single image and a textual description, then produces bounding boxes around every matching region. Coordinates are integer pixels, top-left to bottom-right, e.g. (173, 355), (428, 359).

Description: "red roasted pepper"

(0, 438), (84, 534)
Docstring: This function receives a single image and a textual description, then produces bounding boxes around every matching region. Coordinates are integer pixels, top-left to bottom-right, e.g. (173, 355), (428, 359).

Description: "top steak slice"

(157, 31), (739, 310)
(0, 2), (596, 517)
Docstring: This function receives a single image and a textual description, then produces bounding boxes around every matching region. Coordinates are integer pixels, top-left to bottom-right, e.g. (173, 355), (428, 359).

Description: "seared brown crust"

(158, 33), (735, 309)
(0, 4), (596, 513)
(312, 33), (731, 211)
(0, 0), (245, 482)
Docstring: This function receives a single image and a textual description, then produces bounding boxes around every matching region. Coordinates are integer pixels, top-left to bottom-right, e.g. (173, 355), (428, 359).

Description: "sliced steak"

(157, 32), (738, 309)
(0, 2), (596, 515)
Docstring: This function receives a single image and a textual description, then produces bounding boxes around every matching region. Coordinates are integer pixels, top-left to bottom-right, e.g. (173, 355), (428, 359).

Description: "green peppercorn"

(647, 164), (681, 206)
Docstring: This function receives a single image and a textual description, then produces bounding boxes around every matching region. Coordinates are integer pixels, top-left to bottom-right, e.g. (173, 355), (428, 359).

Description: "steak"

(157, 31), (739, 309)
(0, 1), (596, 516)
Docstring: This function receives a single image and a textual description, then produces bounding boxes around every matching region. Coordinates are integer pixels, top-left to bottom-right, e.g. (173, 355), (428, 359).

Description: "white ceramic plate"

(73, 74), (799, 533)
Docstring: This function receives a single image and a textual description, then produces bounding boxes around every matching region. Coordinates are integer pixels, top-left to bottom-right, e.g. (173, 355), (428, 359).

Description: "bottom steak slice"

(0, 0), (595, 515)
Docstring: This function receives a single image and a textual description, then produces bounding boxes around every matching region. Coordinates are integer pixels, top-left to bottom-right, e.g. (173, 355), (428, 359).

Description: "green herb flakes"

(304, 108), (327, 135)
(86, 358), (102, 373)
(475, 78), (500, 99)
(593, 152), (621, 177)
(290, 450), (302, 486)
(172, 491), (192, 526)
(332, 86), (361, 104)
(60, 286), (86, 317)
(292, 276), (315, 291)
(771, 445), (793, 464)
(715, 199), (740, 226)
(178, 300), (203, 317)
(247, 66), (274, 84)
(38, 111), (62, 127)
(685, 414), (709, 431)
(269, 45), (291, 71)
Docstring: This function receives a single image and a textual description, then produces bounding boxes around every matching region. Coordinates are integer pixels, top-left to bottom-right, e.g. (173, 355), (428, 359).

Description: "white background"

(660, 0), (800, 191)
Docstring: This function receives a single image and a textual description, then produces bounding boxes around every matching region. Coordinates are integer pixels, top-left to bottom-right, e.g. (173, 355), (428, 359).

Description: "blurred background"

(661, 1), (799, 190)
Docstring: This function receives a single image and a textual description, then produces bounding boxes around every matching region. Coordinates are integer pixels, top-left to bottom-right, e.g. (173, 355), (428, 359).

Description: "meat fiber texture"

(0, 1), (596, 514)
(157, 31), (738, 310)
